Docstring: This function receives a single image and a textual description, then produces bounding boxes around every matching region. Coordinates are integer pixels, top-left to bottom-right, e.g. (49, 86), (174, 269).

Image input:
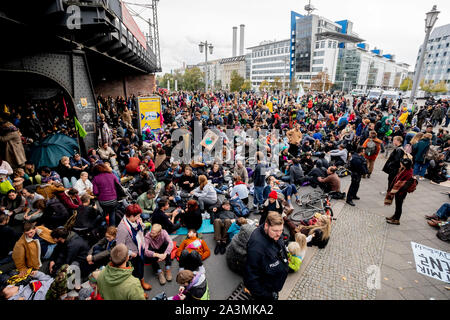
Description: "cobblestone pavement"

(286, 157), (450, 300)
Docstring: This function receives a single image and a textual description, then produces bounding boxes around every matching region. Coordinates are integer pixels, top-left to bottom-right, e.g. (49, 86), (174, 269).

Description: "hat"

(110, 243), (128, 266)
(0, 169), (8, 175)
(269, 191), (278, 200)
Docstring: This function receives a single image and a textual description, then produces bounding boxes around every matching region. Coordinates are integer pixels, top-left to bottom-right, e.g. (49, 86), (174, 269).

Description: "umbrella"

(29, 134), (79, 169)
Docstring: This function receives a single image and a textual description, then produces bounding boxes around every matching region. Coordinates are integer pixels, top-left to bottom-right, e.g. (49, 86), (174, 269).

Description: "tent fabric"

(29, 134), (79, 169)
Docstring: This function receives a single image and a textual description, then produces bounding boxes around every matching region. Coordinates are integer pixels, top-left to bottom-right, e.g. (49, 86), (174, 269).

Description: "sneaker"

(346, 201), (355, 207)
(427, 220), (440, 228)
(386, 219), (400, 225)
(158, 271), (166, 285)
(353, 196), (360, 200)
(295, 199), (302, 206)
(165, 268), (172, 282)
(425, 214), (440, 221)
(419, 177), (425, 181)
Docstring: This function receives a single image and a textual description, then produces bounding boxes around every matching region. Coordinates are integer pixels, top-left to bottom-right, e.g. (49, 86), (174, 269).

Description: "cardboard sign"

(200, 130), (219, 152)
(411, 242), (450, 283)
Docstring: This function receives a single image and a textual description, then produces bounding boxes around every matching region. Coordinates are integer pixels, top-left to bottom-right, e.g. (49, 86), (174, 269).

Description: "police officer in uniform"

(346, 147), (368, 206)
(244, 212), (289, 300)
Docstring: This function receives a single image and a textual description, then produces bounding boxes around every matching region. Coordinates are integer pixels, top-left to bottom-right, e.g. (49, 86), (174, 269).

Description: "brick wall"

(94, 74), (156, 97)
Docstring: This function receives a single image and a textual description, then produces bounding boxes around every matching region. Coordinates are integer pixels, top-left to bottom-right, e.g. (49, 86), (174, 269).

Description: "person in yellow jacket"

(398, 107), (409, 125)
(12, 222), (56, 276)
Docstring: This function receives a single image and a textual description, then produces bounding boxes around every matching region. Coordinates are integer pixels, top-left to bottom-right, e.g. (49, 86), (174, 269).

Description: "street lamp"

(409, 5), (440, 104)
(199, 41), (214, 92)
(322, 68), (328, 93)
(343, 73), (347, 93)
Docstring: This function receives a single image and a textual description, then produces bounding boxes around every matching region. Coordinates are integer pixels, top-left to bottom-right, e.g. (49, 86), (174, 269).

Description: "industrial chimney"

(239, 24), (245, 56)
(232, 26), (238, 57)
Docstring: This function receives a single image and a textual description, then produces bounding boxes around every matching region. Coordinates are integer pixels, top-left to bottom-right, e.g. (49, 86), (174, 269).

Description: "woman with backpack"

(384, 158), (415, 226)
(362, 131), (383, 178)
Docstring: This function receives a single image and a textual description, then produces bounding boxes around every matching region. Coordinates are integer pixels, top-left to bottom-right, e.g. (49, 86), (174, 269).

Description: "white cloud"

(125, 0), (450, 74)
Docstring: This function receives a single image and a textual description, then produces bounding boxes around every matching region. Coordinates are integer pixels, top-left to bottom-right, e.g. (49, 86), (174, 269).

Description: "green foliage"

(230, 71), (245, 92)
(430, 81), (448, 93)
(259, 80), (270, 92)
(399, 78), (413, 91)
(420, 79), (434, 93)
(183, 67), (205, 91)
(241, 80), (252, 91)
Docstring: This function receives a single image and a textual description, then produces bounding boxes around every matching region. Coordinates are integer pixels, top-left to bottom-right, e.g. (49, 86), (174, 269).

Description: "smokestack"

(232, 26), (238, 57)
(239, 24), (245, 56)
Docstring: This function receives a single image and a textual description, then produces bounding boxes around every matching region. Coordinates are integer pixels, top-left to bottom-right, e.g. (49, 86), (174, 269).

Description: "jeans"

(413, 162), (429, 177)
(253, 186), (265, 207)
(144, 241), (172, 273)
(281, 184), (297, 199)
(14, 210), (44, 222)
(63, 177), (78, 189)
(43, 244), (57, 260)
(445, 116), (450, 127)
(436, 203), (450, 220)
(198, 197), (217, 212)
(99, 200), (118, 226)
(393, 193), (407, 221)
(0, 254), (12, 265)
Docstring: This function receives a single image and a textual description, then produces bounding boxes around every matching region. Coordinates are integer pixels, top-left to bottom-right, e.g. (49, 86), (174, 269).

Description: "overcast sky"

(126, 0), (450, 74)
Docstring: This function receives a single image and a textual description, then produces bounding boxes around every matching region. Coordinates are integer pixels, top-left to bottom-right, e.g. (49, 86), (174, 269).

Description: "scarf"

(122, 218), (144, 259)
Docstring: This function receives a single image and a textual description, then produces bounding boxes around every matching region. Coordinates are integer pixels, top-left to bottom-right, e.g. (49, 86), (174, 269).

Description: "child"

(227, 217), (248, 241)
(287, 242), (303, 273)
(82, 269), (104, 300)
(86, 226), (117, 267)
(295, 232), (313, 261)
(172, 269), (209, 301)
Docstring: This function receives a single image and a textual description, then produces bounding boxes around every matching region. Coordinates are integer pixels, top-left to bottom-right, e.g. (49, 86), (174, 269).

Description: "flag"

(63, 97), (69, 118)
(74, 117), (87, 138)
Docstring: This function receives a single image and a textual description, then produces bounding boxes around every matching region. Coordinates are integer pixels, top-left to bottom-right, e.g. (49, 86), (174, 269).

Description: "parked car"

(367, 89), (383, 101)
(351, 89), (365, 97)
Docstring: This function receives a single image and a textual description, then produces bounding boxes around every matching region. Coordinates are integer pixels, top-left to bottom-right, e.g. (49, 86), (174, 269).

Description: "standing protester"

(382, 136), (405, 189)
(385, 158), (415, 225)
(244, 212), (289, 301)
(362, 131), (383, 178)
(346, 147), (368, 206)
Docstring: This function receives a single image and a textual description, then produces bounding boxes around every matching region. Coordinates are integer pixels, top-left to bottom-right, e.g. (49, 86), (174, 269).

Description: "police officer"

(244, 212), (289, 300)
(346, 146), (368, 206)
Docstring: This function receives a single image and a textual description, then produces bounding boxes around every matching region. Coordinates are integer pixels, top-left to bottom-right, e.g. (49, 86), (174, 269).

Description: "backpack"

(399, 147), (413, 161)
(425, 145), (440, 161)
(365, 139), (377, 157)
(230, 197), (250, 217)
(45, 264), (72, 300)
(403, 177), (418, 194)
(436, 222), (450, 242)
(64, 210), (78, 231)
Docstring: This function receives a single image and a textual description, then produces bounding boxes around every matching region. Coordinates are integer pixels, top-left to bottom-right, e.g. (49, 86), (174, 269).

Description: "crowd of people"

(0, 88), (449, 301)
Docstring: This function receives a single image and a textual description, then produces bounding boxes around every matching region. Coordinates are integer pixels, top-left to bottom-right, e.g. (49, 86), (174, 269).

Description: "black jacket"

(73, 205), (100, 230)
(349, 153), (368, 176)
(383, 147), (405, 175)
(0, 224), (20, 259)
(51, 231), (89, 266)
(244, 225), (289, 300)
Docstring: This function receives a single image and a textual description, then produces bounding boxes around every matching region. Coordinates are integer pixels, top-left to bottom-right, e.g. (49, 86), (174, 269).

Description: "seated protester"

(226, 221), (257, 275)
(70, 152), (90, 175)
(300, 152), (315, 175)
(24, 161), (39, 184)
(129, 168), (157, 196)
(96, 243), (146, 300)
(0, 169), (14, 195)
(12, 222), (57, 276)
(301, 140), (312, 153)
(211, 200), (237, 255)
(154, 148), (170, 175)
(315, 153), (330, 170)
(13, 168), (32, 188)
(73, 171), (94, 198)
(176, 229), (211, 263)
(0, 213), (20, 265)
(227, 217), (248, 241)
(49, 227), (92, 278)
(12, 175), (25, 194)
(1, 189), (27, 221)
(426, 153), (447, 184)
(39, 166), (62, 185)
(144, 224), (174, 285)
(179, 200), (202, 231)
(329, 144), (349, 167)
(191, 175), (218, 212)
(56, 156), (78, 189)
(16, 186), (45, 223)
(125, 155), (141, 175)
(207, 163), (224, 186)
(296, 215), (331, 249)
(229, 175), (249, 205)
(0, 270), (54, 300)
(233, 160), (249, 185)
(86, 226), (117, 268)
(317, 166), (341, 193)
(142, 155), (155, 173)
(136, 189), (157, 221)
(282, 158), (307, 186)
(263, 175), (301, 210)
(165, 161), (183, 184)
(161, 181), (182, 207)
(259, 192), (284, 226)
(172, 269), (209, 301)
(72, 194), (102, 237)
(287, 242), (303, 273)
(56, 188), (82, 212)
(151, 198), (181, 234)
(178, 166), (197, 197)
(79, 269), (103, 300)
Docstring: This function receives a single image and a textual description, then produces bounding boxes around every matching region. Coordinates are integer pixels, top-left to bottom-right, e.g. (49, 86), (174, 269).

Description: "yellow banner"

(138, 96), (162, 131)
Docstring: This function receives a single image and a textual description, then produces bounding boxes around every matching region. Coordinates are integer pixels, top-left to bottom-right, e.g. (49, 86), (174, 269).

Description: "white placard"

(411, 242), (450, 283)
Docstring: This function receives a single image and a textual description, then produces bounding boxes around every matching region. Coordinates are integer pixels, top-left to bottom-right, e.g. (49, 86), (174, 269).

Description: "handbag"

(114, 179), (127, 200)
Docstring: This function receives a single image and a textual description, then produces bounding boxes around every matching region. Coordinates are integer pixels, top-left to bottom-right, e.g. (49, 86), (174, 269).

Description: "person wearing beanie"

(96, 243), (146, 300)
(259, 191), (283, 226)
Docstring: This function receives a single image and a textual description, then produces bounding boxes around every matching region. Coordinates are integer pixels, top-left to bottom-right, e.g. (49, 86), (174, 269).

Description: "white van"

(367, 89), (383, 100)
(351, 89), (365, 97)
(380, 90), (400, 101)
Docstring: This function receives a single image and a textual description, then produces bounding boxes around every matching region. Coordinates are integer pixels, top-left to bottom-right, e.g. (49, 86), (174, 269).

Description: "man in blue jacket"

(244, 212), (289, 300)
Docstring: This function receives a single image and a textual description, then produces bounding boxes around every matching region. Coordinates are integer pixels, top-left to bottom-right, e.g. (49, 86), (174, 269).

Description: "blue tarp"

(29, 134), (79, 169)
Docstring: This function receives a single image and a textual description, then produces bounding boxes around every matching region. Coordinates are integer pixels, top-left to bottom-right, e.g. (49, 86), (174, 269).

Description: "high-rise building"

(414, 23), (450, 91)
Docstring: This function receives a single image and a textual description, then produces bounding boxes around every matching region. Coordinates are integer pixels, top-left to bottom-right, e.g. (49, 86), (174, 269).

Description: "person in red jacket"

(57, 188), (81, 211)
(362, 131), (383, 178)
(125, 156), (141, 175)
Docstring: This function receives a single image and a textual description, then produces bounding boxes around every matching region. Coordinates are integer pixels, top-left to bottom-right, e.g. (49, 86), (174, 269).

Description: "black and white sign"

(411, 242), (450, 283)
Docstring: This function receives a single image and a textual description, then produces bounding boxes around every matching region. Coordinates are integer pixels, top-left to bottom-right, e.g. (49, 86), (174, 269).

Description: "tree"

(159, 73), (175, 90)
(183, 67), (204, 91)
(420, 79), (434, 93)
(259, 80), (270, 92)
(241, 80), (252, 91)
(311, 72), (333, 92)
(399, 78), (413, 91)
(430, 80), (448, 94)
(270, 77), (282, 92)
(230, 71), (245, 92)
